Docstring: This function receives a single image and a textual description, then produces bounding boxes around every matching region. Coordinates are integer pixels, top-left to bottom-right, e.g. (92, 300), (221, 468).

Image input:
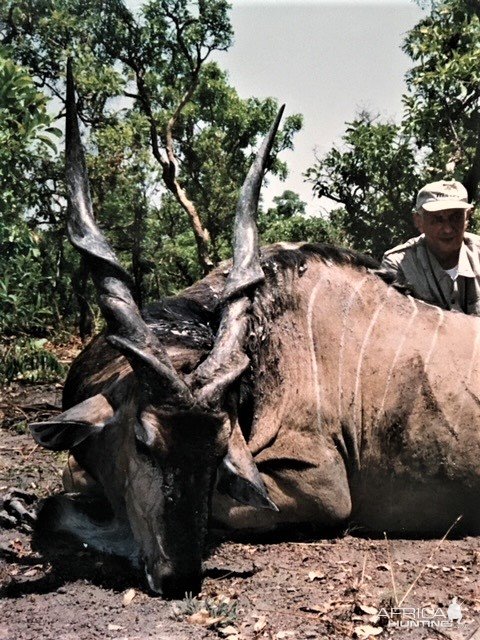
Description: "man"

(382, 179), (480, 315)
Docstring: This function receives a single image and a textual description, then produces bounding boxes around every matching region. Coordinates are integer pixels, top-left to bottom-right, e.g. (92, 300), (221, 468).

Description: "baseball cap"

(416, 180), (471, 212)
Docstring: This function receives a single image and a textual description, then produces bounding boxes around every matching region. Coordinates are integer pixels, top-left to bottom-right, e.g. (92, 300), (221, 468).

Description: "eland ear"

(216, 419), (278, 511)
(30, 394), (114, 451)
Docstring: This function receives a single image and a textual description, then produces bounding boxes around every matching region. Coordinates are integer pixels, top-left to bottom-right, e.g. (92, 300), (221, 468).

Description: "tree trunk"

(131, 191), (146, 308)
(135, 69), (214, 275)
(162, 168), (213, 276)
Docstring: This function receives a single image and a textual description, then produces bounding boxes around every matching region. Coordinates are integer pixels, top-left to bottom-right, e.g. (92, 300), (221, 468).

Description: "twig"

(22, 445), (39, 461)
(17, 403), (60, 411)
(428, 628), (454, 639)
(4, 403), (29, 421)
(359, 550), (369, 589)
(384, 532), (398, 606)
(288, 542), (334, 546)
(398, 515), (463, 606)
(465, 625), (480, 640)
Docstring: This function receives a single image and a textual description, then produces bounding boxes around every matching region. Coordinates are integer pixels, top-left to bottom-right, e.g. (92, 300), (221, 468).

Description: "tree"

(305, 113), (420, 257)
(0, 50), (64, 336)
(306, 0), (480, 258)
(0, 47), (60, 221)
(0, 0), (302, 338)
(403, 0), (480, 200)
(258, 190), (348, 247)
(269, 190), (306, 218)
(0, 0), (301, 274)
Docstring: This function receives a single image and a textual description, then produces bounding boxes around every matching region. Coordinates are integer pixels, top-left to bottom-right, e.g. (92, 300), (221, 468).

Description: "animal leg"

(213, 447), (352, 534)
(34, 493), (139, 564)
(0, 488), (37, 532)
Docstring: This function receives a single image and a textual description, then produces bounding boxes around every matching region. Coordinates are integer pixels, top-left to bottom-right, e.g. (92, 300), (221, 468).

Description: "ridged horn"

(65, 59), (193, 407)
(189, 106), (285, 406)
(222, 104), (285, 301)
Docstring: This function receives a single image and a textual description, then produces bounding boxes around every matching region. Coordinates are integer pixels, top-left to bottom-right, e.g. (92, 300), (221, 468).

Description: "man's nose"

(440, 219), (454, 233)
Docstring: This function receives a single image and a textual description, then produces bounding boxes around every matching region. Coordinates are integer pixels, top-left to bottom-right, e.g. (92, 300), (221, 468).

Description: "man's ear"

(216, 416), (278, 511)
(413, 211), (424, 233)
(466, 207), (473, 226)
(30, 394), (114, 451)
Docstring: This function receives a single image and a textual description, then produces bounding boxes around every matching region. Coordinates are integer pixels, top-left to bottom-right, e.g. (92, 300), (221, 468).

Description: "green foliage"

(144, 193), (201, 294)
(0, 337), (66, 383)
(305, 114), (420, 257)
(0, 0), (303, 331)
(0, 49), (60, 220)
(403, 0), (480, 185)
(0, 50), (67, 344)
(0, 214), (66, 336)
(306, 0), (480, 257)
(259, 191), (348, 246)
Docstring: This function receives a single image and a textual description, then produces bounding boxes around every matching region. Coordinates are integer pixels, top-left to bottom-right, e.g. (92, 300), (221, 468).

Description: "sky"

(213, 1), (424, 214)
(125, 0), (425, 214)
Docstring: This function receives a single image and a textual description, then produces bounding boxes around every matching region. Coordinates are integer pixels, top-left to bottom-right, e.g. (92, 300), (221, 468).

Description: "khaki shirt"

(381, 232), (480, 316)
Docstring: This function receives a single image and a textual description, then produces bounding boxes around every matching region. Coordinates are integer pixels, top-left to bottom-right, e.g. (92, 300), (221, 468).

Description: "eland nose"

(145, 564), (202, 599)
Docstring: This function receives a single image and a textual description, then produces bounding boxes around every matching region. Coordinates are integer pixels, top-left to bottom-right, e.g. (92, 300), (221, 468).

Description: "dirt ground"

(0, 382), (479, 640)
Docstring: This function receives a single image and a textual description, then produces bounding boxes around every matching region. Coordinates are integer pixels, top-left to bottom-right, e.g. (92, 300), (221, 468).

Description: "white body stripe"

(353, 287), (395, 425)
(374, 296), (418, 426)
(337, 275), (370, 417)
(453, 322), (480, 431)
(307, 274), (330, 432)
(424, 306), (445, 369)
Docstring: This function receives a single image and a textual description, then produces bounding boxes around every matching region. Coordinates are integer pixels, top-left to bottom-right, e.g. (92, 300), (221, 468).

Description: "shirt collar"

(457, 241), (475, 278)
(420, 236), (475, 279)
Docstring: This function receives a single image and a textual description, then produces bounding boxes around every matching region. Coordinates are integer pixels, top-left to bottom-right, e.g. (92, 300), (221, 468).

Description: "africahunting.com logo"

(380, 597), (463, 629)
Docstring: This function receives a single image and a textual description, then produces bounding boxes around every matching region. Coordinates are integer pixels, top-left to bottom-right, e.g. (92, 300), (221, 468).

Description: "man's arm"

(380, 252), (400, 275)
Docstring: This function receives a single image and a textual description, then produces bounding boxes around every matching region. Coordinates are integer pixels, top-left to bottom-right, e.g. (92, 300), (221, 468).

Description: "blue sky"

(213, 2), (424, 212)
(126, 1), (425, 212)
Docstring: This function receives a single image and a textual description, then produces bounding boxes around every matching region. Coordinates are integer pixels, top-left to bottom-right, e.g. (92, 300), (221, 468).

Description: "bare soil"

(0, 383), (479, 640)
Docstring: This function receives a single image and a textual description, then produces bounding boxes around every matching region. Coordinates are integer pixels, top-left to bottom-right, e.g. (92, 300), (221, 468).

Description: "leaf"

(253, 616), (267, 632)
(45, 126), (62, 138)
(299, 603), (329, 615)
(187, 610), (222, 627)
(357, 604), (378, 616)
(354, 624), (383, 639)
(37, 133), (58, 153)
(307, 570), (325, 582)
(122, 588), (136, 606)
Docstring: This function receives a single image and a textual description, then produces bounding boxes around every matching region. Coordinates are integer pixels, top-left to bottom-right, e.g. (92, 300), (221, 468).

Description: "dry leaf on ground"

(253, 616), (267, 632)
(122, 588), (136, 606)
(354, 624), (383, 639)
(307, 571), (325, 582)
(187, 610), (223, 627)
(357, 604), (378, 616)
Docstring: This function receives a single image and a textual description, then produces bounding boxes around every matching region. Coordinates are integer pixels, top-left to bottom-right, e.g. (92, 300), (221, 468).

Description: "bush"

(0, 338), (66, 383)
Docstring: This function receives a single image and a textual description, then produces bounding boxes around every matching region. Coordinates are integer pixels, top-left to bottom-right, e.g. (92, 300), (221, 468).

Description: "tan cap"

(416, 180), (471, 212)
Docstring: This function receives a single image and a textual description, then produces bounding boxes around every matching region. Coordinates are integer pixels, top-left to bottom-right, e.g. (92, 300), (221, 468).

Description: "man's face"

(414, 208), (470, 263)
